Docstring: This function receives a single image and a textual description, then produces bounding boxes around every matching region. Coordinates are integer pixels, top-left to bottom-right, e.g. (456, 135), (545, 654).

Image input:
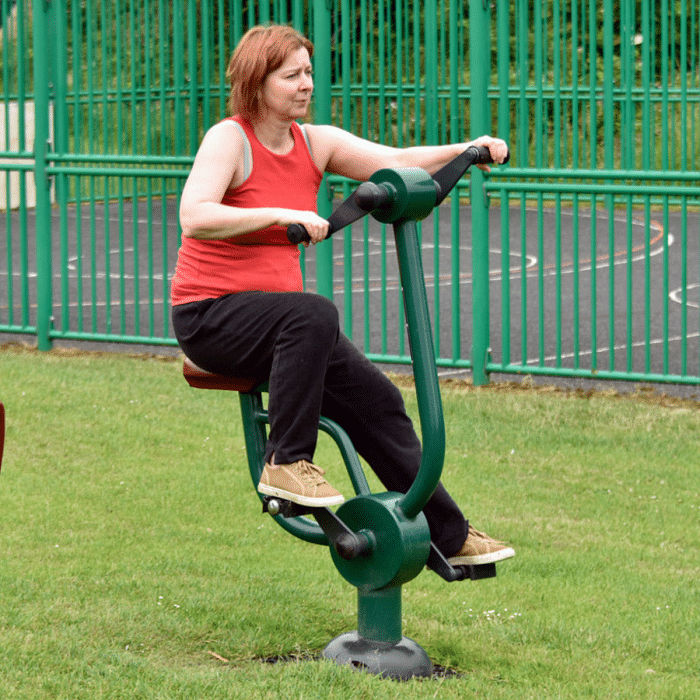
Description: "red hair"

(226, 25), (314, 121)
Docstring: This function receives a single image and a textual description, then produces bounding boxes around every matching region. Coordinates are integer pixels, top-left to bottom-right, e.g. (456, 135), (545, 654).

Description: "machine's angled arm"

(427, 543), (496, 581)
(432, 144), (508, 206)
(288, 144), (508, 243)
(287, 182), (389, 244)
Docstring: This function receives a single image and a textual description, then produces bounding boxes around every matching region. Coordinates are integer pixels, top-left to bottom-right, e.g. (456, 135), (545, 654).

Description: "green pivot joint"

(366, 167), (437, 223)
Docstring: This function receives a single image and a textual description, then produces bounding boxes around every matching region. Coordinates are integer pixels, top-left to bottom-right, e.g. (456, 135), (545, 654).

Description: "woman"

(171, 24), (514, 566)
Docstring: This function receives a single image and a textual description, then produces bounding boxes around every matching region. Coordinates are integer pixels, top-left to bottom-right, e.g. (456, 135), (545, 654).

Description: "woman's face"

(260, 47), (314, 121)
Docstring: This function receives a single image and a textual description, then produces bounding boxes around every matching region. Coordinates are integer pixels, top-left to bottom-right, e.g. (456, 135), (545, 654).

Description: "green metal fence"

(1, 0), (34, 338)
(484, 0), (700, 385)
(1, 0), (698, 387)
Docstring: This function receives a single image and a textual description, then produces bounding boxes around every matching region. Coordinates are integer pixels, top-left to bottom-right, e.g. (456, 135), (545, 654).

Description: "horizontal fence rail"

(1, 0), (698, 388)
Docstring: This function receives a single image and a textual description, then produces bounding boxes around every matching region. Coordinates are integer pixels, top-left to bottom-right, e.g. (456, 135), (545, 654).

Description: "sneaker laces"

(468, 525), (506, 545)
(294, 460), (329, 486)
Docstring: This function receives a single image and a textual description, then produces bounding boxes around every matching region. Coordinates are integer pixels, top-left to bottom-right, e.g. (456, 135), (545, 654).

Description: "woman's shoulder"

(204, 117), (246, 140)
(197, 118), (248, 158)
(299, 123), (351, 172)
(302, 123), (347, 141)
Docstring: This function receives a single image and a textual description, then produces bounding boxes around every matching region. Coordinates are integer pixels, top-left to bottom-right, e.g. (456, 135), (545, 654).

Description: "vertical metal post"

(340, 0), (353, 334)
(469, 0), (491, 385)
(449, 0), (461, 364)
(496, 0), (511, 367)
(424, 0), (438, 145)
(313, 0), (333, 299)
(603, 1), (615, 372)
(33, 0), (53, 350)
(173, 0), (185, 155)
(424, 0), (440, 356)
(393, 219), (445, 521)
(187, 0), (198, 154)
(357, 587), (402, 643)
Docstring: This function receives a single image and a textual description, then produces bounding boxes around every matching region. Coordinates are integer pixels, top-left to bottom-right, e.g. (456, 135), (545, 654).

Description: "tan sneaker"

(258, 459), (345, 507)
(447, 525), (515, 566)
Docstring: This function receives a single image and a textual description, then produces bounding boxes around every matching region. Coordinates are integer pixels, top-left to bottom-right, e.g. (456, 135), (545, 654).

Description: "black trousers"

(172, 291), (467, 557)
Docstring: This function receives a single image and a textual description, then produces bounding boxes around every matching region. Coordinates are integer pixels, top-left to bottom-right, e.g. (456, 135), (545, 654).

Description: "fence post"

(33, 0), (53, 350)
(313, 0), (334, 300)
(469, 0), (492, 385)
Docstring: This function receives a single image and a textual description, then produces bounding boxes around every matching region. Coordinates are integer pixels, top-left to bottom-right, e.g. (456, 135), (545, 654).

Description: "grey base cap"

(323, 631), (433, 680)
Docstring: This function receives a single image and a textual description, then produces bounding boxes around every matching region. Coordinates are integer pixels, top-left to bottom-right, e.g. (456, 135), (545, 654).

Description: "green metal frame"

(238, 385), (371, 545)
(233, 163), (468, 678)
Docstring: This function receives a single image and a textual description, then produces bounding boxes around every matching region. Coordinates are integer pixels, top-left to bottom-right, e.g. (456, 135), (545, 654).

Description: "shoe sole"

(448, 546), (515, 567)
(258, 483), (345, 508)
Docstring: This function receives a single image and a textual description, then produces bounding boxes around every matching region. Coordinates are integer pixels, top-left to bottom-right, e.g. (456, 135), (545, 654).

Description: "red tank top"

(170, 116), (323, 305)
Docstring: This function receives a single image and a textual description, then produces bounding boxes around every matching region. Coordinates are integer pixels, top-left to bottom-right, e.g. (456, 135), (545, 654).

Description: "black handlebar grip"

(287, 182), (389, 244)
(287, 223), (310, 244)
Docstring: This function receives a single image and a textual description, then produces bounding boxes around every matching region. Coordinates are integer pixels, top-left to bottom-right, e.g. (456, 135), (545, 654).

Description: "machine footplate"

(261, 496), (316, 518)
(427, 543), (497, 581)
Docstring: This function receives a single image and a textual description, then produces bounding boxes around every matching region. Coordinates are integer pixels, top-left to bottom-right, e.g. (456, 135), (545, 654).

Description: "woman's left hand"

(469, 135), (509, 172)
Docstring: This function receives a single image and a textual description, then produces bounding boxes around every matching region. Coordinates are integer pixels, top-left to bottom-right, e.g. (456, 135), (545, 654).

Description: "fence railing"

(1, 0), (698, 387)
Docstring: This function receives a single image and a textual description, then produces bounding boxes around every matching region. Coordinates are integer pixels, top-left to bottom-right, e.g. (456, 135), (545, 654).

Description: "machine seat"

(182, 357), (263, 393)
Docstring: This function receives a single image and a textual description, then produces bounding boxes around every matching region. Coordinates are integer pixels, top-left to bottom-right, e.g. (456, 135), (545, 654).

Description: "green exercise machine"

(183, 144), (505, 679)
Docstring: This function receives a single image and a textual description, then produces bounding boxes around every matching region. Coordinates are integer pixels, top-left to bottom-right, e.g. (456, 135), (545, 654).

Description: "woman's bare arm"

(304, 124), (508, 182)
(178, 121), (328, 241)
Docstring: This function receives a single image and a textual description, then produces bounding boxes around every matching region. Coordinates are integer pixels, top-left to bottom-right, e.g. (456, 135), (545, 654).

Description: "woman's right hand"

(279, 209), (329, 246)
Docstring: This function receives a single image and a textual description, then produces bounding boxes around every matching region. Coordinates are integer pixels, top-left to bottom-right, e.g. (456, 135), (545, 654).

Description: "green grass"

(1, 344), (698, 699)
